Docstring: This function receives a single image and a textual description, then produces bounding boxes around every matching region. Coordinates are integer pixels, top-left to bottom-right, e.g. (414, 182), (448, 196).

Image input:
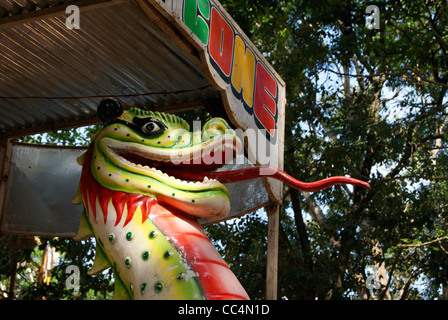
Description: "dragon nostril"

(211, 122), (228, 133)
(203, 118), (231, 135)
(97, 98), (124, 123)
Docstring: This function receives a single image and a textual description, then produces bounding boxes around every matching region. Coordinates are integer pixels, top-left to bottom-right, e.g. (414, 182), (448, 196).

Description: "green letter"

(183, 0), (210, 45)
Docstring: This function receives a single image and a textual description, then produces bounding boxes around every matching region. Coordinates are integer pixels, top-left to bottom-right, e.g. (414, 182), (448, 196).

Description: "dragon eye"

(141, 119), (166, 136)
(144, 122), (156, 132)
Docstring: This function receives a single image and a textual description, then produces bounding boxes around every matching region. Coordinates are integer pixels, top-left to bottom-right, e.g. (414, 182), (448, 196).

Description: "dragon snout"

(200, 118), (242, 162)
(201, 118), (236, 140)
(98, 98), (124, 123)
(204, 119), (229, 133)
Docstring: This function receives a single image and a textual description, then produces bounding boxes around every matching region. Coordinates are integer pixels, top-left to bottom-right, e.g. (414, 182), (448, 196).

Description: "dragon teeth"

(202, 176), (218, 183)
(111, 149), (222, 187)
(134, 164), (219, 186)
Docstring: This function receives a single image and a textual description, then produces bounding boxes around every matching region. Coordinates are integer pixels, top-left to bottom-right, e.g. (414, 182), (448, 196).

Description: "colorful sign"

(182, 0), (280, 141)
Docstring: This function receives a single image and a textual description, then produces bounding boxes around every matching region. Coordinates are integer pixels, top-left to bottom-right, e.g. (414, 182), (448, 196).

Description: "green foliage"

(219, 0), (448, 299)
(205, 212), (268, 299)
(17, 238), (114, 300)
(19, 125), (102, 147)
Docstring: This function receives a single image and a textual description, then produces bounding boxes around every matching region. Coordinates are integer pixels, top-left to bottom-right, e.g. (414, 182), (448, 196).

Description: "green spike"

(76, 151), (86, 166)
(73, 211), (93, 241)
(71, 179), (84, 205)
(112, 275), (132, 300)
(88, 243), (110, 275)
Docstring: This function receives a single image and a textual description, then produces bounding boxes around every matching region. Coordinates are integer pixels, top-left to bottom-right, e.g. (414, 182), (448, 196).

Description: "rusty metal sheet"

(0, 143), (85, 237)
(0, 0), (219, 134)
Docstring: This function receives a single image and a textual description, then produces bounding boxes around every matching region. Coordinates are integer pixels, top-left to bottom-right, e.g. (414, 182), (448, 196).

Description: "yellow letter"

(231, 35), (255, 108)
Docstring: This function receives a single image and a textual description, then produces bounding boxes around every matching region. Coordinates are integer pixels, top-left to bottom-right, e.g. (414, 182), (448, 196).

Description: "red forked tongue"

(164, 166), (370, 192)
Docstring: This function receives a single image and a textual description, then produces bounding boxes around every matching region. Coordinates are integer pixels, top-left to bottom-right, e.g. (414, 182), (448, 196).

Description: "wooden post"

(8, 250), (17, 300)
(0, 137), (13, 231)
(266, 199), (279, 300)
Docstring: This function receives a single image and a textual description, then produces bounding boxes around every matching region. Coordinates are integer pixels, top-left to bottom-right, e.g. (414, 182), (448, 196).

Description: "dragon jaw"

(88, 108), (242, 221)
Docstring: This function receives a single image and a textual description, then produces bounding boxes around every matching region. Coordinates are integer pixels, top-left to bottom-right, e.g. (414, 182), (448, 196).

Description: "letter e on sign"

(254, 62), (277, 138)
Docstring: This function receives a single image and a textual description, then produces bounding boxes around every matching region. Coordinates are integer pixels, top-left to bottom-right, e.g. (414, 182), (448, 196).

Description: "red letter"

(208, 7), (234, 77)
(253, 62), (277, 137)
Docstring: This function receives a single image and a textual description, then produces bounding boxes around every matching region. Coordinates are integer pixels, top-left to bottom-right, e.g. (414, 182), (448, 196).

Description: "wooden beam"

(266, 200), (279, 300)
(0, 0), (125, 29)
(0, 137), (13, 232)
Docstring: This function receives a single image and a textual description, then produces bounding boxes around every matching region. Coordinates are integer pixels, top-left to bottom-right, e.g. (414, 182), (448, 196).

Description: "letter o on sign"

(208, 7), (234, 77)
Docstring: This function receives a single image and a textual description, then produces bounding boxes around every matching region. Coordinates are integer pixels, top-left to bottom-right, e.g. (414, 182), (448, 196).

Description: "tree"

(219, 0), (448, 299)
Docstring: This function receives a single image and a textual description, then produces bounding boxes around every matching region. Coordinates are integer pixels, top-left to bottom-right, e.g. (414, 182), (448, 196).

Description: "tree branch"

(373, 175), (448, 182)
(320, 67), (448, 89)
(300, 191), (327, 227)
(387, 125), (416, 179)
(289, 188), (314, 273)
(399, 270), (420, 300)
(378, 247), (403, 300)
(397, 236), (448, 250)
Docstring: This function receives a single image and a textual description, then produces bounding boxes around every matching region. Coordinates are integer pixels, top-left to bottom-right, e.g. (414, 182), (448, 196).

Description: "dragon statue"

(72, 98), (370, 300)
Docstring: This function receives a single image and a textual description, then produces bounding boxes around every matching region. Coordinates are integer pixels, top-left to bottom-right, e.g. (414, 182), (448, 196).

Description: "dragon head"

(87, 99), (242, 220)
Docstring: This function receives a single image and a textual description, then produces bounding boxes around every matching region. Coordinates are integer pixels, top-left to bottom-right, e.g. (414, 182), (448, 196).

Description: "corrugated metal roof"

(0, 0), (220, 136)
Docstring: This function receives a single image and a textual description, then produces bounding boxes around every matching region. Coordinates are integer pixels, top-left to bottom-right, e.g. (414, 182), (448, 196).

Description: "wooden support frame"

(0, 137), (13, 232)
(266, 200), (279, 300)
